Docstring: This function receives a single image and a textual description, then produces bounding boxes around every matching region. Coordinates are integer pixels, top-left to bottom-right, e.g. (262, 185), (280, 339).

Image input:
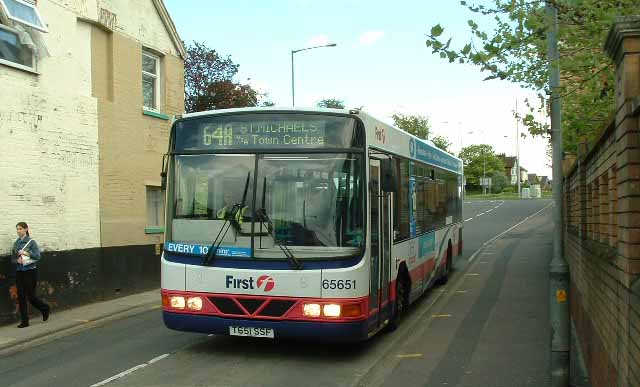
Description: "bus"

(161, 107), (463, 341)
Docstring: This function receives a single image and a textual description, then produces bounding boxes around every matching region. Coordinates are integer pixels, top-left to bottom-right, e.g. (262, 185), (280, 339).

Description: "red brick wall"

(564, 16), (640, 387)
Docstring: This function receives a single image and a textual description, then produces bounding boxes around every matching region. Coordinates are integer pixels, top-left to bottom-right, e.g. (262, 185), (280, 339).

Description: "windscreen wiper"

(202, 203), (239, 266)
(203, 172), (251, 266)
(256, 207), (303, 270)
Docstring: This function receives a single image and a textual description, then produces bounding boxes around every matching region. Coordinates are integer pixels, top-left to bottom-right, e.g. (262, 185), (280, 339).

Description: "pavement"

(0, 289), (160, 355)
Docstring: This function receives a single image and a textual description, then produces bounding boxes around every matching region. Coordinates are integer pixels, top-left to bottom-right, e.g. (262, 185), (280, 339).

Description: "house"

(539, 176), (552, 191)
(498, 153), (527, 185)
(0, 0), (185, 323)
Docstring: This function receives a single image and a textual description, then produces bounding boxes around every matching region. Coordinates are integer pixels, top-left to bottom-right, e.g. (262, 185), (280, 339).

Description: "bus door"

(369, 158), (392, 330)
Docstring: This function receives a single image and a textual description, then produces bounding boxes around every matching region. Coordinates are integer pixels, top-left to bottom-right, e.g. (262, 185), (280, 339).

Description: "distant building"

(539, 176), (552, 191)
(528, 173), (539, 184)
(498, 154), (527, 185)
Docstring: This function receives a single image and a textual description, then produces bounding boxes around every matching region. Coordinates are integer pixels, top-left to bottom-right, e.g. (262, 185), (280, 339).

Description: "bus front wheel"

(386, 277), (407, 332)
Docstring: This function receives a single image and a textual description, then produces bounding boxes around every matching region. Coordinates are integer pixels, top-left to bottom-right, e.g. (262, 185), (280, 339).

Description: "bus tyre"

(385, 278), (407, 332)
(436, 243), (453, 286)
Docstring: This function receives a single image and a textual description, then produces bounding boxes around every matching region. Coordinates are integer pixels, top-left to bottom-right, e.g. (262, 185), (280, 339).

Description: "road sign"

(480, 177), (492, 187)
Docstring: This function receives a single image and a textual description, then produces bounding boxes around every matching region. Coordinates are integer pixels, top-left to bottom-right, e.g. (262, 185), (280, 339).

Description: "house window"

(0, 0), (47, 32)
(142, 51), (160, 111)
(0, 23), (33, 70)
(146, 186), (165, 227)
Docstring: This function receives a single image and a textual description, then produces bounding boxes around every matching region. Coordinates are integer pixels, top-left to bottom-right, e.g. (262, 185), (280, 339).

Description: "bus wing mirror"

(160, 171), (167, 190)
(380, 158), (398, 193)
(160, 154), (168, 189)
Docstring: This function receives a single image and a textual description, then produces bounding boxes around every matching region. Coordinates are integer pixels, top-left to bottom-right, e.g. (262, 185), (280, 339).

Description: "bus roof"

(180, 106), (353, 119)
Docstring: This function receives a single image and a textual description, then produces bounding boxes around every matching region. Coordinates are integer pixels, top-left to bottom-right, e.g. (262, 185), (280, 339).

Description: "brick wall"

(564, 16), (640, 387)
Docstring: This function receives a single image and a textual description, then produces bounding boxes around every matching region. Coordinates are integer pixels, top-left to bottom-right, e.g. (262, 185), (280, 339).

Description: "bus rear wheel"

(385, 278), (407, 332)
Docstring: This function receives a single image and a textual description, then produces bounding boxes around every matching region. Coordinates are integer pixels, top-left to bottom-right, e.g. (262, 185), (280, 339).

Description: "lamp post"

(291, 43), (337, 106)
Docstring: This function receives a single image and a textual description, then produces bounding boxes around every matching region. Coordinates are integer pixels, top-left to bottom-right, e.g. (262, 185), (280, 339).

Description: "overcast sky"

(164, 0), (552, 178)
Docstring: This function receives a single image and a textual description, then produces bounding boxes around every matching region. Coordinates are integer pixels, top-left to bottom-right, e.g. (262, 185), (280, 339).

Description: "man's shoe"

(43, 309), (49, 322)
(17, 323), (29, 328)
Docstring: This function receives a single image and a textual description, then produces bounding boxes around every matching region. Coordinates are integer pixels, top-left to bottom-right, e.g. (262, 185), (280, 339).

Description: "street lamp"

(291, 43), (337, 106)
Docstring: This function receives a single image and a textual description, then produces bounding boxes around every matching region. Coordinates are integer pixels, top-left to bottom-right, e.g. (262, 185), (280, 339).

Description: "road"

(0, 199), (553, 387)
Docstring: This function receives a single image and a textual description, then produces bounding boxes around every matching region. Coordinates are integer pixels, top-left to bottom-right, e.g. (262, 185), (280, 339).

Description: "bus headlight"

(170, 296), (186, 309)
(187, 297), (203, 311)
(303, 303), (321, 317)
(323, 304), (341, 317)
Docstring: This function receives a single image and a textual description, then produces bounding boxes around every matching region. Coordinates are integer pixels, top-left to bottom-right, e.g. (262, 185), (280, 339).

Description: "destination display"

(203, 120), (326, 147)
(174, 114), (362, 151)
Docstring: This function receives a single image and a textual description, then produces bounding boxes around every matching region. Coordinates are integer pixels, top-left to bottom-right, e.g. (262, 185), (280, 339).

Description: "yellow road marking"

(149, 305), (161, 310)
(432, 314), (452, 318)
(397, 353), (423, 358)
(456, 290), (469, 293)
(466, 273), (480, 276)
(74, 319), (90, 323)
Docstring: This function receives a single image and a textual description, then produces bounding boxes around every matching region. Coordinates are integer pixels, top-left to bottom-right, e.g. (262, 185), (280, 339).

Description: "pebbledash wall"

(0, 0), (184, 325)
(563, 17), (640, 387)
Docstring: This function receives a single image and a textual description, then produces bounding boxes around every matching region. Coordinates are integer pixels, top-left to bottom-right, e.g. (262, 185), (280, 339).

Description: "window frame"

(0, 0), (48, 33)
(146, 185), (166, 228)
(0, 21), (36, 72)
(142, 50), (161, 112)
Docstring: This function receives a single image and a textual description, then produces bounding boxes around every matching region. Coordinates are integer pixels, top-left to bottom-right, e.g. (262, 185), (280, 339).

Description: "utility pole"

(547, 2), (569, 386)
(482, 147), (487, 195)
(516, 99), (521, 198)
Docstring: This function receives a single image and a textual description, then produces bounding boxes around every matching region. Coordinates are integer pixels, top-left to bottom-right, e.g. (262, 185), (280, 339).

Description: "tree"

(392, 113), (431, 140)
(317, 98), (345, 109)
(490, 173), (509, 194)
(425, 1), (638, 154)
(431, 135), (453, 153)
(184, 41), (264, 112)
(459, 144), (505, 186)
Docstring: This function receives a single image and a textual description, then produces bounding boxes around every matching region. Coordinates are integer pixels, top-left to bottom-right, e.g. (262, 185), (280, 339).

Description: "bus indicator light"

(341, 303), (363, 318)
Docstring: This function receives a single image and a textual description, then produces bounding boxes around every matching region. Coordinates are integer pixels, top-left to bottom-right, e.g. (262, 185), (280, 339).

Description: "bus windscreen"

(174, 113), (363, 151)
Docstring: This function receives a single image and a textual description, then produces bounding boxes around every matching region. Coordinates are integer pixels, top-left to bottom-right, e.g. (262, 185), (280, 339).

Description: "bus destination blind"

(202, 120), (327, 148)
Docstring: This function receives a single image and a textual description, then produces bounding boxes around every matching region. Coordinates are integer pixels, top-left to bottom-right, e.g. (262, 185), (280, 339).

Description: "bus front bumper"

(163, 311), (370, 342)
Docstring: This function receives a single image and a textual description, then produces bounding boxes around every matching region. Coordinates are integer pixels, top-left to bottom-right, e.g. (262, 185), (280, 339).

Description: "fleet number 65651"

(322, 279), (356, 290)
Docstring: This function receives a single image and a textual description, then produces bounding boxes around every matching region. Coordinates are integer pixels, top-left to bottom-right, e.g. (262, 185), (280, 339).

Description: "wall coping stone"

(605, 15), (640, 65)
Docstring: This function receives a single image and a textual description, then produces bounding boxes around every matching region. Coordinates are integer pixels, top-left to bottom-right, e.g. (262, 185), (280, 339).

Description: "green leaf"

(431, 24), (444, 37)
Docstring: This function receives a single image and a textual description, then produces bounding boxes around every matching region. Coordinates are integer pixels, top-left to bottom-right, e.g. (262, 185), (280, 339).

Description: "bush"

(502, 186), (514, 193)
(490, 173), (509, 194)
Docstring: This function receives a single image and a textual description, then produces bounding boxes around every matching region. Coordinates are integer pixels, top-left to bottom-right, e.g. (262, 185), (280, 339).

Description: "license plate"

(229, 326), (274, 338)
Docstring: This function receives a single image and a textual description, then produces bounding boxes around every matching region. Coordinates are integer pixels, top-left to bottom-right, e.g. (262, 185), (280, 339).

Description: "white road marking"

(90, 353), (170, 387)
(468, 200), (504, 220)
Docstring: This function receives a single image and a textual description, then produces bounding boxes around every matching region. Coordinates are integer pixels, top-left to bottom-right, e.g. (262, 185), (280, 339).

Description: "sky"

(164, 0), (552, 178)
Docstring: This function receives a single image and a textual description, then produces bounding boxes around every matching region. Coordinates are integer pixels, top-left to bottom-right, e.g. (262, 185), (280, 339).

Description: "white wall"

(98, 0), (179, 56)
(0, 1), (100, 254)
